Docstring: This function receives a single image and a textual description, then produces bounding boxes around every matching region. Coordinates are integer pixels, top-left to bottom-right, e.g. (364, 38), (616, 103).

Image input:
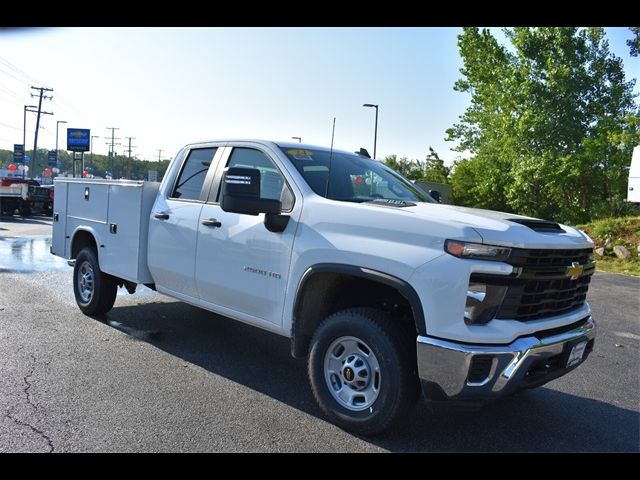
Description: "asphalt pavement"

(0, 215), (638, 452)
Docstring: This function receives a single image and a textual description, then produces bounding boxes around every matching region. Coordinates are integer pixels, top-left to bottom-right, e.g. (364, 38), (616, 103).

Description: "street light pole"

(56, 120), (67, 164)
(90, 135), (99, 169)
(23, 105), (37, 148)
(362, 103), (379, 159)
(291, 136), (302, 143)
(23, 105), (37, 178)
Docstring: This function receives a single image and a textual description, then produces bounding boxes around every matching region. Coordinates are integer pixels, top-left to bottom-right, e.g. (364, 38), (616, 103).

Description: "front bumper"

(416, 317), (596, 403)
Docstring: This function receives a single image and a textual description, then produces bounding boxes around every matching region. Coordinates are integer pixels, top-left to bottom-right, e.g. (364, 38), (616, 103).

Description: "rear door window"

(171, 148), (217, 201)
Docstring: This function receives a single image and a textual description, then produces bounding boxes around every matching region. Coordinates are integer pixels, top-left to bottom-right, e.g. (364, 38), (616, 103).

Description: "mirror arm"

(264, 213), (289, 233)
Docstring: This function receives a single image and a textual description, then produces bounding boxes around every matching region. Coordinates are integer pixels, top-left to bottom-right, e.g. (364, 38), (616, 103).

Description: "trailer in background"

(628, 145), (640, 203)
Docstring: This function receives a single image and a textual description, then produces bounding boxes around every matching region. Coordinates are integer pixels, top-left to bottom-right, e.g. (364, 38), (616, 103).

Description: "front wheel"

(73, 247), (117, 316)
(308, 308), (420, 435)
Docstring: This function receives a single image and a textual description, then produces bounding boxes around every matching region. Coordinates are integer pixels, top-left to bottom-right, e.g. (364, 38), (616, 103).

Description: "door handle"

(154, 212), (170, 220)
(201, 218), (222, 228)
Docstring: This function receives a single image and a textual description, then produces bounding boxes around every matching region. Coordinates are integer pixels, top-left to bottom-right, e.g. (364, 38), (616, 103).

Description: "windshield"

(280, 148), (434, 204)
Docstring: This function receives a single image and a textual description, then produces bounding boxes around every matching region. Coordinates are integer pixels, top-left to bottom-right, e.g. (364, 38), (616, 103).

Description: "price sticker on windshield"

(287, 149), (314, 161)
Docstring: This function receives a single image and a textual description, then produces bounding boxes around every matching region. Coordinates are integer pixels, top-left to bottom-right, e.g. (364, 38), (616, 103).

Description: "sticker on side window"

(287, 149), (314, 161)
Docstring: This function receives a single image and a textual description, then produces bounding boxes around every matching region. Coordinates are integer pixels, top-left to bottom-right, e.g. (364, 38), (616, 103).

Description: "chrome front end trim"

(416, 317), (596, 401)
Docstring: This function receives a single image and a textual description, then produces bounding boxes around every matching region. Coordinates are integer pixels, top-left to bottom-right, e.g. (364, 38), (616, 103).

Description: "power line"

(0, 91), (23, 106)
(0, 65), (30, 86)
(0, 55), (42, 85)
(0, 120), (21, 131)
(0, 84), (27, 102)
(0, 55), (101, 129)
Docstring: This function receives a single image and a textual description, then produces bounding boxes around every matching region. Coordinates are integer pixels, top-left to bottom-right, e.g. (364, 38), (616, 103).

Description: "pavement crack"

(23, 354), (37, 409)
(4, 354), (56, 452)
(5, 411), (55, 452)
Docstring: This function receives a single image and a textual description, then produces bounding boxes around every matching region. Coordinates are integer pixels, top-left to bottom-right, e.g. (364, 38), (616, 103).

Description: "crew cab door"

(195, 144), (301, 326)
(147, 146), (223, 300)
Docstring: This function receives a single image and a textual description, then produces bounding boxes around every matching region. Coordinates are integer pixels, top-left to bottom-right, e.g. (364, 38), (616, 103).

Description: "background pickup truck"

(51, 139), (597, 435)
(0, 177), (51, 216)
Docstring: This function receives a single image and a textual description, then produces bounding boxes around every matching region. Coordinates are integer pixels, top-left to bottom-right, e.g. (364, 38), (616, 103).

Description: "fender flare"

(291, 263), (426, 356)
(70, 226), (103, 265)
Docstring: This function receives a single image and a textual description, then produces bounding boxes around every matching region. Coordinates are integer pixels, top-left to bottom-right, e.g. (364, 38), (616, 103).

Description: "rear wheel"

(73, 247), (117, 316)
(308, 307), (420, 435)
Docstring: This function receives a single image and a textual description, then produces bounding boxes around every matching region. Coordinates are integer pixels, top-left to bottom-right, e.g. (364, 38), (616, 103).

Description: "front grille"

(495, 274), (592, 321)
(471, 246), (594, 322)
(508, 247), (593, 268)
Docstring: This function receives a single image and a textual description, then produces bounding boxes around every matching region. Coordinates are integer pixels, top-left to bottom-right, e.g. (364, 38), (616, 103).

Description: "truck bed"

(52, 178), (160, 284)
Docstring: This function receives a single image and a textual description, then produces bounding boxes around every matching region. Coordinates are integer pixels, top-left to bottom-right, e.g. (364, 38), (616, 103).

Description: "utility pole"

(105, 127), (120, 178)
(157, 149), (163, 162)
(30, 86), (54, 179)
(124, 136), (136, 179)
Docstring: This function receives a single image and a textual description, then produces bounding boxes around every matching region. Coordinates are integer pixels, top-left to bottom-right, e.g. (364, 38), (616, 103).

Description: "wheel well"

(71, 230), (97, 259)
(291, 269), (424, 358)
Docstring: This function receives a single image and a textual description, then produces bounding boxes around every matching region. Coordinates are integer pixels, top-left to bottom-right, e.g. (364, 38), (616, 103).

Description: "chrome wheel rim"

(77, 260), (94, 304)
(323, 336), (381, 411)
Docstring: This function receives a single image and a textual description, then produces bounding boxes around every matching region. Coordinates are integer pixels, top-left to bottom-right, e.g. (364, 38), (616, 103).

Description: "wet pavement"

(0, 219), (158, 299)
(0, 235), (68, 274)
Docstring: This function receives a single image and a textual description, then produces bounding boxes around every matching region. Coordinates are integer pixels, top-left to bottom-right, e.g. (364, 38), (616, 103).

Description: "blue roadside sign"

(67, 128), (90, 152)
(13, 144), (24, 163)
(48, 150), (57, 166)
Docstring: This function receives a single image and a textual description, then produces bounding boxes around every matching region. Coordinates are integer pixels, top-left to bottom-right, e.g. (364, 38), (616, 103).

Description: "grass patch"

(588, 256), (640, 276)
(574, 216), (640, 277)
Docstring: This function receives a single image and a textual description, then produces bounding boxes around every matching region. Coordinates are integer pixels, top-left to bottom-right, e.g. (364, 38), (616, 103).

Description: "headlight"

(445, 239), (511, 261)
(464, 282), (507, 325)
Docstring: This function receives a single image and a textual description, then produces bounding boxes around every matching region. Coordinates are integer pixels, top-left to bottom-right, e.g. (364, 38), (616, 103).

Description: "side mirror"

(221, 167), (282, 216)
(429, 189), (441, 203)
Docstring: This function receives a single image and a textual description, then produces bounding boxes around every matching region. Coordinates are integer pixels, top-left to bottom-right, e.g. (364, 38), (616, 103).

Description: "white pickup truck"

(51, 139), (596, 434)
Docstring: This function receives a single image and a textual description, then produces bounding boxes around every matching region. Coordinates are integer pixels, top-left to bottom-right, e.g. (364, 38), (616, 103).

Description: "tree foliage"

(628, 27), (639, 57)
(447, 27), (640, 224)
(383, 147), (451, 184)
(0, 148), (170, 181)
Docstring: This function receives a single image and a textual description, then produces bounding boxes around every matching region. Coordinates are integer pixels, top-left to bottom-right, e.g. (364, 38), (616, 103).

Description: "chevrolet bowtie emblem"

(566, 262), (584, 280)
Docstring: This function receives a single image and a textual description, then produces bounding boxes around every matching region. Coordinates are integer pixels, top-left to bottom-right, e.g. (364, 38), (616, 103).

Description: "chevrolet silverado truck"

(51, 140), (596, 435)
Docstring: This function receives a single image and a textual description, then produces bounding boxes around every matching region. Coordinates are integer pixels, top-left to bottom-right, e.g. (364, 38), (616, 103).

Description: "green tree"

(0, 149), (171, 182)
(383, 154), (417, 179)
(447, 27), (639, 223)
(628, 27), (639, 56)
(420, 147), (450, 183)
(383, 147), (451, 184)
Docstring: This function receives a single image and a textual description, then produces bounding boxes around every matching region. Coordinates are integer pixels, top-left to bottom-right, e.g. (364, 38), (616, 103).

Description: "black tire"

(73, 247), (118, 316)
(19, 201), (31, 217)
(308, 307), (420, 436)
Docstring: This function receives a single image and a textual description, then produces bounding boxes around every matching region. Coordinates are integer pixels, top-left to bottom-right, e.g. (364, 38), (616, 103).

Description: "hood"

(400, 203), (593, 249)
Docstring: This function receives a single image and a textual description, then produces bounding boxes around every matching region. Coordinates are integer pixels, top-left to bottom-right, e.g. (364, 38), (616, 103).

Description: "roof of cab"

(182, 139), (358, 157)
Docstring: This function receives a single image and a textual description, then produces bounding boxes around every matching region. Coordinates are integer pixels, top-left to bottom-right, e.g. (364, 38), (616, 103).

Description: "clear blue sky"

(0, 27), (637, 165)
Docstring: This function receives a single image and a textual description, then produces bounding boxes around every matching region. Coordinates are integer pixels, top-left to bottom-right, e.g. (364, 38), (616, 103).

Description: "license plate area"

(564, 339), (588, 368)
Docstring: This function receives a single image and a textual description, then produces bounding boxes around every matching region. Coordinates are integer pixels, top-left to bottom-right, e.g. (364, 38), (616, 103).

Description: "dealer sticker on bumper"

(566, 340), (588, 368)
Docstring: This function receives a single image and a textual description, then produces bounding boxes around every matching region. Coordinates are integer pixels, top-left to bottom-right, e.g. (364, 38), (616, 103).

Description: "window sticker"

(287, 149), (314, 161)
